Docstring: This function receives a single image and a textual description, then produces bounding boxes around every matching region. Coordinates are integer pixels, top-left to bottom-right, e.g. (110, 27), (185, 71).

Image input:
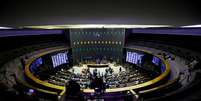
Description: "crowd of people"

(47, 63), (153, 90)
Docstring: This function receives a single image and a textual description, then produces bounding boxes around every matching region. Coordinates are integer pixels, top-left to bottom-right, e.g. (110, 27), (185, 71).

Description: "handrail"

(139, 77), (180, 94)
(16, 78), (58, 95)
(16, 70), (59, 95)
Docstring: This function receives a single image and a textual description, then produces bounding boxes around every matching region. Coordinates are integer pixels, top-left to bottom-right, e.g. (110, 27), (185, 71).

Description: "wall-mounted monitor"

(152, 56), (161, 66)
(126, 51), (143, 65)
(161, 62), (166, 72)
(51, 52), (68, 68)
(30, 57), (42, 73)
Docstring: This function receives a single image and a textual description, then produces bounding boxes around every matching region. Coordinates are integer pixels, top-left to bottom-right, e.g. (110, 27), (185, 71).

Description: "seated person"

(90, 76), (106, 94)
(60, 80), (84, 101)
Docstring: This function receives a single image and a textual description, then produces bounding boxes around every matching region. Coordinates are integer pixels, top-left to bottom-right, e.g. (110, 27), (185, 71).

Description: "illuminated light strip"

(0, 26), (13, 29)
(182, 24), (201, 28)
(24, 24), (172, 29)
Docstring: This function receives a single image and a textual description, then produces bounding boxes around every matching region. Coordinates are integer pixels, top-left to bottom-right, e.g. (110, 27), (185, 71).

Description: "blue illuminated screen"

(152, 56), (160, 66)
(161, 62), (166, 72)
(51, 52), (68, 68)
(126, 51), (143, 65)
(30, 57), (42, 73)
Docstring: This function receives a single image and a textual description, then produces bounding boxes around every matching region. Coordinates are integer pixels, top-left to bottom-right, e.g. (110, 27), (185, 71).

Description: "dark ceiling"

(0, 0), (201, 27)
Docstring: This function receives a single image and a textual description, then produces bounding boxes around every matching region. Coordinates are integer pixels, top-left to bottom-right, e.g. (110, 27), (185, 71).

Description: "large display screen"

(126, 51), (143, 65)
(161, 62), (166, 72)
(152, 56), (161, 66)
(30, 57), (42, 73)
(51, 52), (68, 68)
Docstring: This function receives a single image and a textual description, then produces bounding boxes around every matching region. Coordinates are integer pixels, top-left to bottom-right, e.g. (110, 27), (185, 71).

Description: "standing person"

(119, 67), (122, 73)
